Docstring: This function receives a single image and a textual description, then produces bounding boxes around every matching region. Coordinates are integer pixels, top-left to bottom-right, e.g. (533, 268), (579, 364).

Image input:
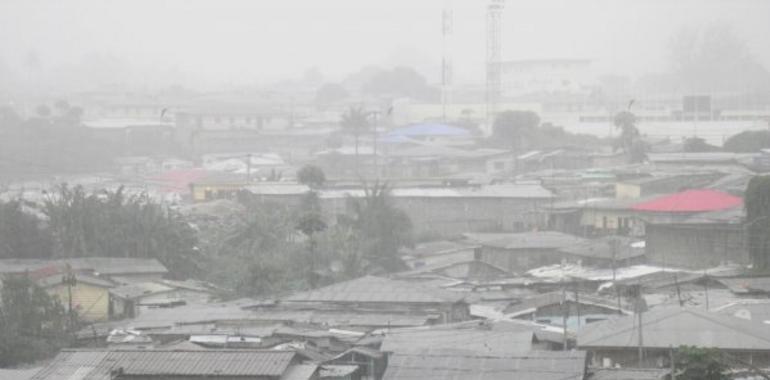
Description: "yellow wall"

(615, 183), (642, 199)
(190, 183), (245, 202)
(47, 282), (110, 322)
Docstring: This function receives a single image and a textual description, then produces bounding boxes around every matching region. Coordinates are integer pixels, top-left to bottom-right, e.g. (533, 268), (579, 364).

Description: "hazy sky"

(1, 0), (769, 90)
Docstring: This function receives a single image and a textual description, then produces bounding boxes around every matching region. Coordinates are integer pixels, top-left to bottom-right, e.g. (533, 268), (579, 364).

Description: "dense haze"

(1, 0), (770, 92)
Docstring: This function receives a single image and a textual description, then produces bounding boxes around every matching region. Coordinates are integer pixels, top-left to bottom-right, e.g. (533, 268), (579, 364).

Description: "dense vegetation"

(0, 185), (202, 278)
(0, 275), (70, 367)
(489, 110), (603, 151)
(746, 176), (770, 270)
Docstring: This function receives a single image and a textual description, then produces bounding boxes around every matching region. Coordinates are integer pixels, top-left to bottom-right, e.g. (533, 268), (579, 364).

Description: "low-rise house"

(578, 307), (770, 369)
(379, 321), (537, 355)
(558, 236), (646, 268)
(400, 240), (478, 269)
(31, 349), (318, 380)
(645, 206), (747, 269)
(614, 172), (724, 200)
(0, 257), (169, 284)
(38, 273), (115, 322)
(282, 275), (470, 324)
(504, 291), (631, 329)
(465, 231), (586, 273)
(246, 183), (554, 237)
(381, 349), (587, 380)
(109, 280), (214, 319)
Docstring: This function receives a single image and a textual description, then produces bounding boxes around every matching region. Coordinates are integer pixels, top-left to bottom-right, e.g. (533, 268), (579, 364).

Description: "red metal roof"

(631, 189), (742, 213)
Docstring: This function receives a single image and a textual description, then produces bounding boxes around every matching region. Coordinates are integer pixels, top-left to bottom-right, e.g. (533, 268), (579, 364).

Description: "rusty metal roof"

(31, 349), (297, 379)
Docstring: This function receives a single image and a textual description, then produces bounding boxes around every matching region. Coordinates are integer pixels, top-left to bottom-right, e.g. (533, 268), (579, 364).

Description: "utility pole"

(64, 264), (77, 330)
(670, 345), (676, 380)
(610, 238), (622, 314)
(561, 279), (569, 351)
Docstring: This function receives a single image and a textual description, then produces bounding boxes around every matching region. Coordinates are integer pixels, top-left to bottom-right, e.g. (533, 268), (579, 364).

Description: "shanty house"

(578, 307), (770, 369)
(465, 231), (586, 273)
(282, 275), (470, 324)
(645, 206), (747, 269)
(381, 349), (587, 380)
(31, 349), (318, 380)
(39, 273), (115, 322)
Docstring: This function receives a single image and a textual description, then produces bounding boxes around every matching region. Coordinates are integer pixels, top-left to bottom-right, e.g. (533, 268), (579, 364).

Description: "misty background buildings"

(1, 1), (770, 379)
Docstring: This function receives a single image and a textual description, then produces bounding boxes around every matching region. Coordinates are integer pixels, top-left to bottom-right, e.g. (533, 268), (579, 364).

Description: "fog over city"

(1, 1), (770, 380)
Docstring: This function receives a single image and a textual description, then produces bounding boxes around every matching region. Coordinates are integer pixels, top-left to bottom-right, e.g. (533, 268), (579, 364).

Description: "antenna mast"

(441, 0), (454, 122)
(485, 0), (504, 133)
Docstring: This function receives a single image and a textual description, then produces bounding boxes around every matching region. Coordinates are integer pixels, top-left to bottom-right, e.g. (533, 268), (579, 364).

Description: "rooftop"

(31, 349), (298, 379)
(578, 306), (770, 350)
(631, 189), (743, 213)
(283, 275), (465, 304)
(380, 323), (534, 355)
(382, 349), (587, 380)
(464, 231), (585, 250)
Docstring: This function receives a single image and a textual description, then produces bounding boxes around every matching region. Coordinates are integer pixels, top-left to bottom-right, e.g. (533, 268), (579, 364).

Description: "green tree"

(491, 110), (540, 150)
(746, 176), (770, 270)
(295, 191), (327, 287)
(613, 111), (646, 162)
(43, 185), (201, 278)
(340, 182), (413, 272)
(0, 200), (53, 259)
(0, 275), (69, 367)
(362, 66), (438, 101)
(297, 165), (326, 189)
(675, 346), (728, 380)
(340, 106), (370, 176)
(315, 83), (349, 106)
(724, 130), (770, 153)
(684, 137), (720, 152)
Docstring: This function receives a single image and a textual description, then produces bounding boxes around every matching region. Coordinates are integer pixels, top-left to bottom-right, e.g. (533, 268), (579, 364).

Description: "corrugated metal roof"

(464, 231), (585, 250)
(31, 350), (297, 379)
(590, 367), (669, 380)
(380, 325), (534, 355)
(382, 349), (587, 380)
(578, 306), (770, 350)
(109, 281), (174, 300)
(283, 275), (465, 304)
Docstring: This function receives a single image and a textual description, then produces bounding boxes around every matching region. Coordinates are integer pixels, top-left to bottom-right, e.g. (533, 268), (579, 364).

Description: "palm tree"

(340, 106), (369, 176)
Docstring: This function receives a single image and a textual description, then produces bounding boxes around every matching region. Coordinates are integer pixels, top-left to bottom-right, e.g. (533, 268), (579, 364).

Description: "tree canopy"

(297, 165), (326, 189)
(746, 176), (770, 270)
(490, 110), (541, 150)
(724, 130), (770, 153)
(0, 275), (69, 367)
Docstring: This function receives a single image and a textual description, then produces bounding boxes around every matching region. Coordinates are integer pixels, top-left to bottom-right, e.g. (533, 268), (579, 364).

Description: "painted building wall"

(48, 282), (111, 322)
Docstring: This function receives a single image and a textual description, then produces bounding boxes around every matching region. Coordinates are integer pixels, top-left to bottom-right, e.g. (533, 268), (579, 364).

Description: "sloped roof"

(109, 281), (174, 300)
(283, 275), (465, 304)
(590, 368), (669, 380)
(631, 189), (742, 213)
(382, 349), (587, 380)
(464, 231), (585, 250)
(30, 349), (297, 379)
(578, 306), (770, 350)
(558, 236), (645, 261)
(380, 325), (533, 355)
(0, 258), (168, 277)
